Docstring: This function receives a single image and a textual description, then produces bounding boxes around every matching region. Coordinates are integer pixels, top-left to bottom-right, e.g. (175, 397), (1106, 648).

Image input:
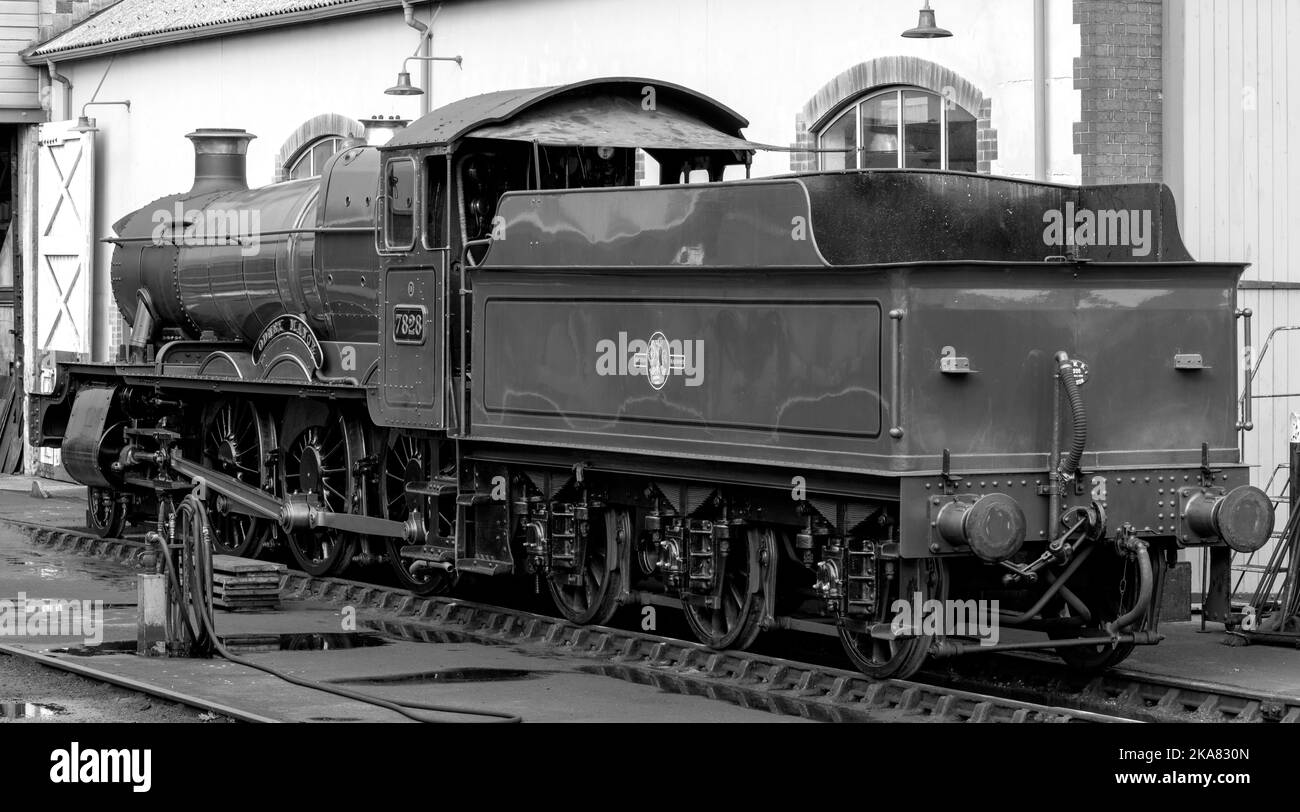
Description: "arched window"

(818, 86), (976, 172)
(274, 114), (364, 182)
(286, 135), (346, 180)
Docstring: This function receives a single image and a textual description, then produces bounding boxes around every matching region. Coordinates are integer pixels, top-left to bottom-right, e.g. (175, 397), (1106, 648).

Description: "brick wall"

(1073, 0), (1163, 184)
(975, 98), (997, 174)
(789, 116), (818, 173)
(38, 0), (116, 43)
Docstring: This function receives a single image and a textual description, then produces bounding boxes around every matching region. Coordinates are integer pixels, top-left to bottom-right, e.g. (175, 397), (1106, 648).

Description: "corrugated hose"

(153, 495), (521, 723)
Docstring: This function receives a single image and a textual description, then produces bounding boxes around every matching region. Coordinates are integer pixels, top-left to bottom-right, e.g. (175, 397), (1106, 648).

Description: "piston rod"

(168, 451), (410, 539)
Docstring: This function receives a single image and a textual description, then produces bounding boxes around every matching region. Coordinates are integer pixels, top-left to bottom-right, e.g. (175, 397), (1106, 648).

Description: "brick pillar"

(789, 114), (817, 173)
(1073, 0), (1163, 185)
(976, 99), (997, 174)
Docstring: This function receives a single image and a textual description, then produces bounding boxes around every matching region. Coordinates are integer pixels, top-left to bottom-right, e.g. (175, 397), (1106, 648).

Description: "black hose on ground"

(1054, 351), (1087, 478)
(155, 496), (521, 723)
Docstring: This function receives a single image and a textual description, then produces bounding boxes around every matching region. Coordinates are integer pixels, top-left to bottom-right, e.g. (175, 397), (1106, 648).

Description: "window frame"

(380, 156), (419, 253)
(421, 154), (451, 252)
(817, 86), (974, 172)
(286, 135), (345, 180)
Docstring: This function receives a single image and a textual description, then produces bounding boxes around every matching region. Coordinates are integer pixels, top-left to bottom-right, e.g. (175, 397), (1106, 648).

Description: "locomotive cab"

(371, 77), (757, 434)
(370, 78), (757, 573)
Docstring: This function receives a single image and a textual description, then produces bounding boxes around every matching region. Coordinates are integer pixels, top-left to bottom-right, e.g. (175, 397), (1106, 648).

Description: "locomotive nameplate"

(393, 305), (427, 345)
(251, 314), (324, 368)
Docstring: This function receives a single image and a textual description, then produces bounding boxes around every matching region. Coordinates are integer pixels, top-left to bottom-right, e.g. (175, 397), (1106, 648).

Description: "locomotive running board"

(167, 452), (409, 540)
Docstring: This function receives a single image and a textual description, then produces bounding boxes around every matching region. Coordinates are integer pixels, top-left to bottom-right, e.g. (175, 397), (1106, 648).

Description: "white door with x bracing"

(34, 120), (95, 365)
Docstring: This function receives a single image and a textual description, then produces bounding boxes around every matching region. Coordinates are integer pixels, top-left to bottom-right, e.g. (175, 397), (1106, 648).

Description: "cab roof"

(384, 76), (755, 154)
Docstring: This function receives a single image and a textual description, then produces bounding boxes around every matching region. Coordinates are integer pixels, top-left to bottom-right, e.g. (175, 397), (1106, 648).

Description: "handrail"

(888, 309), (904, 439)
(1237, 308), (1254, 431)
(461, 237), (493, 272)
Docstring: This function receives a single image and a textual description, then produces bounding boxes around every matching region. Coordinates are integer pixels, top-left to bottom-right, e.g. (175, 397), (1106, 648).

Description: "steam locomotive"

(30, 77), (1274, 678)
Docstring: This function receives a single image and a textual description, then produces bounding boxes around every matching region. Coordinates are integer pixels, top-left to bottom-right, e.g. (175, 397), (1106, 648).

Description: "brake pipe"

(1054, 351), (1088, 478)
(999, 542), (1095, 625)
(1108, 535), (1154, 633)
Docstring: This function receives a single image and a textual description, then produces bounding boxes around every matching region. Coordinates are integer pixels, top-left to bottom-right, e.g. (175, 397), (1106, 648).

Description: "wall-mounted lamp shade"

(71, 115), (98, 133)
(902, 1), (952, 38)
(385, 71), (423, 96)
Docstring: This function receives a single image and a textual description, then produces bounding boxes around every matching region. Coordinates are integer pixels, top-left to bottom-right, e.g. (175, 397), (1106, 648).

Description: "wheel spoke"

(727, 583), (743, 614)
(322, 435), (344, 460)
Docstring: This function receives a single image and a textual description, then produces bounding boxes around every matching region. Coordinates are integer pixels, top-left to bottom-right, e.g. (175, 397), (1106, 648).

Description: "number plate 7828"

(393, 305), (426, 345)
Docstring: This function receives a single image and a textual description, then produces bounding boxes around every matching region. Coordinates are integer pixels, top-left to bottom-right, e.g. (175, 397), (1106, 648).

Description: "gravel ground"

(0, 652), (232, 723)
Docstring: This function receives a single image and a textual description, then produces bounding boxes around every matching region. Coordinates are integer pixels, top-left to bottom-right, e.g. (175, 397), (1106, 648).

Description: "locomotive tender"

(30, 77), (1274, 678)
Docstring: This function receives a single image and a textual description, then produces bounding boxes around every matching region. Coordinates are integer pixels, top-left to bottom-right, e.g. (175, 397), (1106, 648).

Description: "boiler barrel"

(108, 129), (380, 344)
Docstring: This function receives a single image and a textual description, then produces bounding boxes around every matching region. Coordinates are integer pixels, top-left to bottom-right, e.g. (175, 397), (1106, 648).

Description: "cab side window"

(424, 156), (448, 249)
(383, 158), (416, 250)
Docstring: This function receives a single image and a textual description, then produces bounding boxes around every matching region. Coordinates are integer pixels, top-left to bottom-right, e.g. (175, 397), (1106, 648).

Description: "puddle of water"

(48, 633), (390, 657)
(308, 716), (365, 722)
(335, 668), (537, 685)
(358, 622), (508, 647)
(0, 702), (69, 719)
(221, 633), (390, 654)
(0, 536), (138, 589)
(47, 640), (138, 657)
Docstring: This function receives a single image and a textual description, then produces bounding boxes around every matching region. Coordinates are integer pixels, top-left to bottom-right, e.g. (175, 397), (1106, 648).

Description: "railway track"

(923, 655), (1300, 723)
(4, 516), (1296, 724)
(0, 641), (257, 723)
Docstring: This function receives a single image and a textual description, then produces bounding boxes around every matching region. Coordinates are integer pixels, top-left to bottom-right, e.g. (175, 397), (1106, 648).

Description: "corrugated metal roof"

(30, 0), (400, 60)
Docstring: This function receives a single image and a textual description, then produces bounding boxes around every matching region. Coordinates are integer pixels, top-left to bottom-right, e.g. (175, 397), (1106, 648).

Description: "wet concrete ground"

(1, 476), (1298, 721)
(0, 481), (796, 723)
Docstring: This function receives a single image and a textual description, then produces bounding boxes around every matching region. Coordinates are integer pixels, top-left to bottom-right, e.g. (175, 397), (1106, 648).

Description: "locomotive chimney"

(185, 128), (256, 195)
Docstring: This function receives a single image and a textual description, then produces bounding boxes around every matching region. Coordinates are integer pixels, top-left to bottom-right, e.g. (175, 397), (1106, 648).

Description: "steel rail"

(0, 642), (268, 723)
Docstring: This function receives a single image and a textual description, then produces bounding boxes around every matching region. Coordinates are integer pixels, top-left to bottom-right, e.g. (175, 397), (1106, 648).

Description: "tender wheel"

(838, 557), (947, 680)
(379, 433), (453, 596)
(548, 508), (628, 626)
(282, 409), (363, 577)
(200, 397), (276, 558)
(86, 487), (125, 538)
(1047, 545), (1152, 671)
(682, 526), (770, 650)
